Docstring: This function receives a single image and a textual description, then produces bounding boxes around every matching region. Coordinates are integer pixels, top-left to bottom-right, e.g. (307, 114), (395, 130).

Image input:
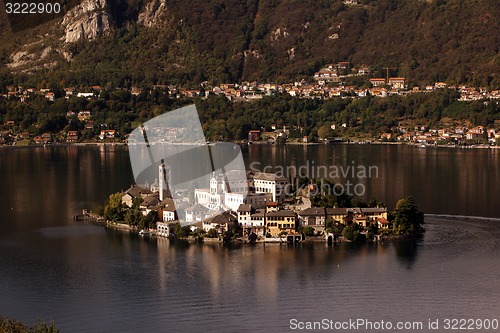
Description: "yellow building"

(266, 210), (297, 237)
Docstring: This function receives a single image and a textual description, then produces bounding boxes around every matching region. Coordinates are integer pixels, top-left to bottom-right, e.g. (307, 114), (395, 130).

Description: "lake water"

(0, 144), (499, 332)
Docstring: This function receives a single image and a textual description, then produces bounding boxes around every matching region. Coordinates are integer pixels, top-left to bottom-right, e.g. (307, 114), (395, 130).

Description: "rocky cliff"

(61, 0), (111, 43)
(137, 0), (167, 27)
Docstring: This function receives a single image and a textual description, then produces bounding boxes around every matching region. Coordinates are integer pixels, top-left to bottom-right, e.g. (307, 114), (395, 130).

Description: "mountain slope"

(0, 0), (499, 87)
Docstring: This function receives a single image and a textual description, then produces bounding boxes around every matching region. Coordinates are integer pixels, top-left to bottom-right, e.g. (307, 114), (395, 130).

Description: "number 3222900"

(5, 2), (61, 14)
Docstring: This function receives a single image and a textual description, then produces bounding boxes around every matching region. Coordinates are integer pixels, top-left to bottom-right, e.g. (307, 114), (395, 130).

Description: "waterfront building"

(202, 211), (237, 233)
(237, 204), (253, 226)
(156, 221), (171, 237)
(121, 185), (153, 207)
(359, 207), (388, 220)
(266, 210), (297, 237)
(298, 207), (327, 233)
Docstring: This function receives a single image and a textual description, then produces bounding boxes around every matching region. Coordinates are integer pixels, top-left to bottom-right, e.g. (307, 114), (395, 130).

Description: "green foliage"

(91, 204), (104, 216)
(0, 316), (58, 333)
(3, 0), (499, 87)
(104, 192), (125, 222)
(1, 88), (498, 142)
(131, 197), (143, 210)
(125, 208), (142, 226)
(141, 210), (159, 230)
(309, 179), (355, 208)
(248, 232), (258, 243)
(325, 218), (335, 234)
(222, 230), (234, 245)
(366, 222), (379, 240)
(391, 196), (424, 236)
(333, 224), (345, 236)
(207, 228), (218, 238)
(302, 226), (315, 237)
(317, 125), (331, 139)
(342, 222), (361, 242)
(173, 223), (192, 238)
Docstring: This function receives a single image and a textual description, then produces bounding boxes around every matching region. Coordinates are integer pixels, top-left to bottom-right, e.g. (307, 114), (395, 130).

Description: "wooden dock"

(74, 210), (105, 224)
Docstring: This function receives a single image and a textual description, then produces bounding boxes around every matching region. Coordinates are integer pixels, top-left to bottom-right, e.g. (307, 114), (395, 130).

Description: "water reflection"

(144, 236), (422, 306)
(393, 240), (420, 268)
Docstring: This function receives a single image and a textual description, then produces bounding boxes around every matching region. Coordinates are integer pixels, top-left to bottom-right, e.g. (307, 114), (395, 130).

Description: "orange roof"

(377, 217), (389, 225)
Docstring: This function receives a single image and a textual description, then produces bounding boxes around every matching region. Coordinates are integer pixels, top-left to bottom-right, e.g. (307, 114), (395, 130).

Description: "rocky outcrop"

(137, 0), (167, 27)
(61, 0), (111, 43)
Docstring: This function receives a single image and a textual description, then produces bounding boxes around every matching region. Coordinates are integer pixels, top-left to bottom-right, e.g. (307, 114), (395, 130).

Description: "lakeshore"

(3, 139), (500, 151)
(79, 211), (498, 245)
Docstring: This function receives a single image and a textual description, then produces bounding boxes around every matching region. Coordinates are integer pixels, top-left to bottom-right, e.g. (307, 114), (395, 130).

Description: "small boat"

(139, 230), (150, 236)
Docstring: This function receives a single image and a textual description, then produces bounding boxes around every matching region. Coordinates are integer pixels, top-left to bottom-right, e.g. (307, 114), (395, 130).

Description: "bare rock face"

(61, 0), (111, 43)
(138, 0), (167, 27)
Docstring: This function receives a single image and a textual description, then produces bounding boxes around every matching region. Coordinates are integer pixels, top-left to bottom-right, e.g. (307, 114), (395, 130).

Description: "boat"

(139, 230), (150, 236)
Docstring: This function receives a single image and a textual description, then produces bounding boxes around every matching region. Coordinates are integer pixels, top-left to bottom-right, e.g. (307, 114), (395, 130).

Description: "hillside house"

(370, 78), (386, 87)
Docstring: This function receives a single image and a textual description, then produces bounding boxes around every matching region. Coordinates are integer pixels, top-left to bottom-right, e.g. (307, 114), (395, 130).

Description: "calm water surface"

(0, 145), (499, 332)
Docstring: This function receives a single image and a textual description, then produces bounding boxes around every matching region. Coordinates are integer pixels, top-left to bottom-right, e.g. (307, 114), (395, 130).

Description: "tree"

(325, 218), (335, 234)
(391, 196), (424, 235)
(104, 193), (125, 222)
(366, 222), (379, 240)
(317, 125), (330, 139)
(302, 226), (315, 237)
(342, 222), (361, 242)
(132, 197), (143, 210)
(91, 205), (104, 216)
(142, 210), (159, 229)
(173, 223), (191, 238)
(207, 228), (218, 238)
(125, 208), (142, 226)
(0, 316), (59, 333)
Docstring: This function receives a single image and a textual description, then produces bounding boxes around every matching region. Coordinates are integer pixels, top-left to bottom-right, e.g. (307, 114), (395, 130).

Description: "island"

(87, 170), (424, 245)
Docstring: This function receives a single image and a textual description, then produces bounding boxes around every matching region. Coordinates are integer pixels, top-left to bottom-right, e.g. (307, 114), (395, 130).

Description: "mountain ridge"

(0, 0), (499, 88)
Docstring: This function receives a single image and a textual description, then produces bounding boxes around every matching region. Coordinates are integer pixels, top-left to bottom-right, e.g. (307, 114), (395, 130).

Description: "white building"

(251, 172), (290, 203)
(156, 222), (170, 237)
(161, 199), (177, 222)
(237, 204), (266, 228)
(185, 204), (210, 223)
(195, 172), (275, 212)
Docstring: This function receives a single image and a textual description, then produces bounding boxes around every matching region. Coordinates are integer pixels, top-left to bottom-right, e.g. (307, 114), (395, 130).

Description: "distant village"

(110, 164), (389, 244)
(1, 61), (499, 146)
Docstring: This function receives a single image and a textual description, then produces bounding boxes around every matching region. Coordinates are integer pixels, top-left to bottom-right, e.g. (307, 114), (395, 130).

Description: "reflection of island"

(393, 239), (420, 268)
(152, 238), (418, 306)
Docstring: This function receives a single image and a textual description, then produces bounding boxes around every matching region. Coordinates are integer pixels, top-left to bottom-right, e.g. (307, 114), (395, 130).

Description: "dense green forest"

(1, 88), (498, 140)
(0, 0), (498, 88)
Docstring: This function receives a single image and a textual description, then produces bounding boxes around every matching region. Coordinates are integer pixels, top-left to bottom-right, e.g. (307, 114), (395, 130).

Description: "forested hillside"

(0, 0), (498, 88)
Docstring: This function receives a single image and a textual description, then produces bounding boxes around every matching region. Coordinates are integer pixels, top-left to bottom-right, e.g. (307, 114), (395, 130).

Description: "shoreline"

(3, 140), (499, 150)
(98, 214), (498, 245)
(424, 213), (500, 222)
